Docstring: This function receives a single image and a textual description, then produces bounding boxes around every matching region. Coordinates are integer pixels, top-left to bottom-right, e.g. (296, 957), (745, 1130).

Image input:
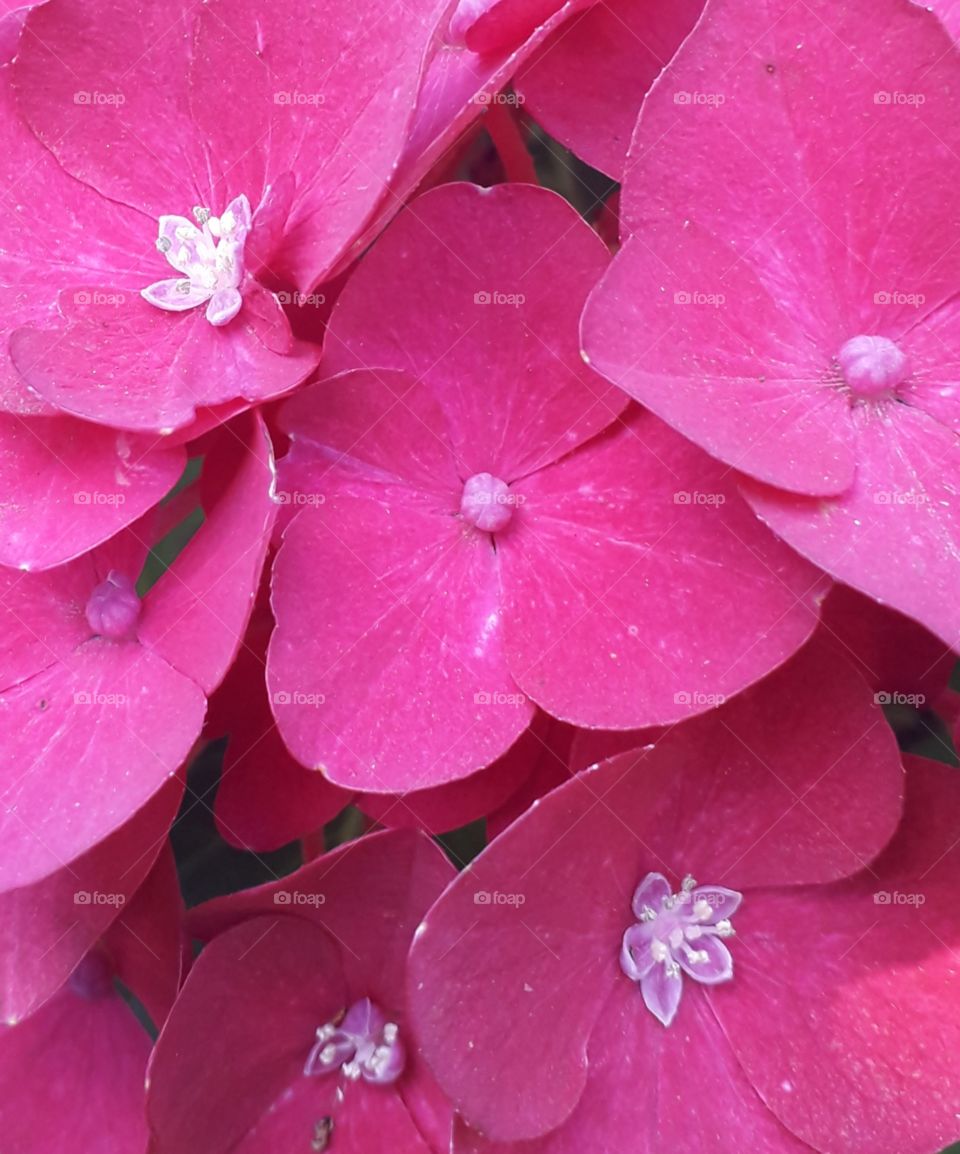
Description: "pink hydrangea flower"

(517, 0), (704, 178)
(1, 0), (464, 434)
(0, 414), (274, 895)
(268, 181), (826, 792)
(148, 830), (455, 1154)
(582, 0), (960, 647)
(407, 647), (960, 1154)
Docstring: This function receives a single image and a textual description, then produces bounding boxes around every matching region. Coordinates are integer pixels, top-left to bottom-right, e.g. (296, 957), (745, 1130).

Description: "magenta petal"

(407, 771), (646, 1140)
(0, 641), (204, 890)
(357, 717), (554, 834)
(0, 414), (185, 571)
(139, 413), (276, 695)
(103, 843), (186, 1029)
(0, 969), (151, 1154)
(11, 287), (318, 433)
(209, 587), (351, 853)
(455, 984), (811, 1154)
(743, 403), (960, 649)
(270, 491), (531, 790)
(583, 0), (960, 503)
(924, 0), (960, 39)
(713, 756), (960, 1154)
(450, 0), (566, 53)
(499, 408), (827, 728)
(314, 1078), (440, 1154)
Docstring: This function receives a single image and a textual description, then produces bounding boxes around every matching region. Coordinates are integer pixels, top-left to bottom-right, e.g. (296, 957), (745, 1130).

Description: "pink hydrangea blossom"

(2, 0), (470, 434)
(582, 0), (960, 647)
(407, 647), (960, 1153)
(148, 830), (455, 1153)
(0, 414), (274, 893)
(268, 181), (826, 792)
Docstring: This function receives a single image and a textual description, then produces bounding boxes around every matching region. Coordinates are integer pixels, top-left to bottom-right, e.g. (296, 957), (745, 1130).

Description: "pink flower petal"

(13, 0), (451, 292)
(270, 371), (532, 792)
(139, 412), (277, 695)
(0, 414), (186, 571)
(449, 0), (568, 54)
(498, 407), (828, 728)
(454, 985), (811, 1153)
(0, 641), (204, 891)
(191, 829), (454, 1014)
(582, 0), (960, 507)
(209, 584), (351, 853)
(11, 284), (318, 434)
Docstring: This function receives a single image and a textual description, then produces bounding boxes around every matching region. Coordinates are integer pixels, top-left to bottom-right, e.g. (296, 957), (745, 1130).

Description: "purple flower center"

(837, 334), (908, 399)
(304, 997), (405, 1086)
(85, 570), (141, 641)
(460, 472), (515, 533)
(620, 872), (742, 1028)
(141, 195), (252, 326)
